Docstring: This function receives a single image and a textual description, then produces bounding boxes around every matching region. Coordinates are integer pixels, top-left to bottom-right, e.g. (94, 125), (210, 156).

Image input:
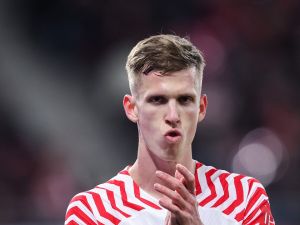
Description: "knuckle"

(173, 192), (181, 201)
(186, 206), (195, 216)
(187, 214), (194, 222)
(173, 207), (181, 215)
(189, 196), (198, 206)
(174, 182), (182, 190)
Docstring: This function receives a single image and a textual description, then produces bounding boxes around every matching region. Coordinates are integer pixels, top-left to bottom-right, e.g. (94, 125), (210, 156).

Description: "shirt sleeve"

(65, 193), (98, 225)
(242, 178), (275, 225)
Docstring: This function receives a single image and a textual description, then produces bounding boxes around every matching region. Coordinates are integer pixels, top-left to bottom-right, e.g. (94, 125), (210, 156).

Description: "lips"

(164, 129), (182, 143)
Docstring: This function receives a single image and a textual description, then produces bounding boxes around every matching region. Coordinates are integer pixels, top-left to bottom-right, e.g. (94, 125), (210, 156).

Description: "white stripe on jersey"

(91, 187), (126, 220)
(246, 208), (261, 225)
(117, 174), (159, 209)
(244, 182), (268, 218)
(228, 176), (251, 217)
(248, 180), (265, 198)
(100, 181), (141, 215)
(216, 173), (238, 211)
(203, 169), (225, 208)
(196, 165), (213, 201)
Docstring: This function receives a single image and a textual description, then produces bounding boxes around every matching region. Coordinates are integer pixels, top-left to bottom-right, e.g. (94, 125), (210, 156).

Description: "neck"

(129, 138), (195, 199)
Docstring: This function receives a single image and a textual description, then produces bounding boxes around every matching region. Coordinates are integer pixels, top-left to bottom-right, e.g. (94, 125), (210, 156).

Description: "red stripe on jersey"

(244, 188), (268, 221)
(211, 172), (230, 208)
(235, 200), (274, 224)
(66, 221), (78, 225)
(234, 178), (257, 222)
(97, 187), (131, 218)
(259, 203), (275, 225)
(108, 179), (144, 211)
(119, 170), (130, 175)
(199, 168), (217, 206)
(69, 194), (93, 212)
(235, 208), (245, 222)
(194, 162), (203, 195)
(88, 191), (121, 225)
(223, 174), (245, 215)
(66, 205), (99, 225)
(244, 180), (267, 216)
(242, 200), (269, 224)
(234, 179), (258, 222)
(133, 181), (161, 210)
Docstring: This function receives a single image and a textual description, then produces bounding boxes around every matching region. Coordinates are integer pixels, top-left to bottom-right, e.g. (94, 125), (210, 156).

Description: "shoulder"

(65, 168), (130, 225)
(195, 161), (267, 198)
(65, 191), (98, 225)
(65, 166), (163, 225)
(195, 162), (273, 224)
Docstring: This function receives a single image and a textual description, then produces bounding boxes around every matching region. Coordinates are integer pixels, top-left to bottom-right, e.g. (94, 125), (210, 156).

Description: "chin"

(160, 146), (181, 160)
(156, 154), (178, 162)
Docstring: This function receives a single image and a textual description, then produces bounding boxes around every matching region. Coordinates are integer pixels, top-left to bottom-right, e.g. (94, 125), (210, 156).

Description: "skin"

(123, 67), (207, 225)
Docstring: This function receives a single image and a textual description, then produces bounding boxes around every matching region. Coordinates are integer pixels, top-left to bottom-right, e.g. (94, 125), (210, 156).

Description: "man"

(65, 34), (275, 225)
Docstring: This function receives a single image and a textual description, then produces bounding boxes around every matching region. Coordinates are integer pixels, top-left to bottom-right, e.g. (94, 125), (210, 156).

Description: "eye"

(148, 96), (167, 105)
(178, 96), (194, 105)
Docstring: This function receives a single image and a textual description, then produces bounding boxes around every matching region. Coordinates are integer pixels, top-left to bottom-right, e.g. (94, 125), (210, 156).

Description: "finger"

(156, 171), (191, 200)
(154, 183), (185, 207)
(154, 188), (182, 215)
(159, 197), (181, 217)
(156, 170), (181, 190)
(176, 164), (195, 194)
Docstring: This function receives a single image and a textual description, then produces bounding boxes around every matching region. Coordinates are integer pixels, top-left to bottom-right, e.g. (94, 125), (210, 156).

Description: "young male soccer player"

(65, 34), (275, 225)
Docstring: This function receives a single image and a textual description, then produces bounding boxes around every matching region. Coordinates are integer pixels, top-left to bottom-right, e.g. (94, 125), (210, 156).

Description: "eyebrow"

(179, 93), (197, 97)
(146, 92), (197, 99)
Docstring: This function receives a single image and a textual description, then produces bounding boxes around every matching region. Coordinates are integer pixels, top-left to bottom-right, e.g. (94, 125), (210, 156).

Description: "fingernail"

(156, 170), (163, 176)
(176, 164), (183, 169)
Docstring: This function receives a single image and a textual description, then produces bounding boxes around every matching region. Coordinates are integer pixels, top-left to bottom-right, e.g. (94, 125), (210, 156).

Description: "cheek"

(186, 106), (199, 121)
(139, 107), (157, 121)
(184, 108), (199, 131)
(138, 107), (161, 132)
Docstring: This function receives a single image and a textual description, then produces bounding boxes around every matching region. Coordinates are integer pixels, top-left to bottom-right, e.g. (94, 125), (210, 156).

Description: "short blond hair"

(126, 34), (205, 94)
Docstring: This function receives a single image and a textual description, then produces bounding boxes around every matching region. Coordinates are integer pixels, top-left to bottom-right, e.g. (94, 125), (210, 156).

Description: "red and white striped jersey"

(65, 161), (275, 225)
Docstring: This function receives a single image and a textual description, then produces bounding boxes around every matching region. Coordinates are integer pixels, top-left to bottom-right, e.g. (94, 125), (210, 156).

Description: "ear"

(123, 94), (138, 123)
(198, 94), (207, 123)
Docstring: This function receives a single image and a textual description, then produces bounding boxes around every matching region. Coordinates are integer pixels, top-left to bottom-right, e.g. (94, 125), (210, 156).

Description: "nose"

(165, 100), (180, 127)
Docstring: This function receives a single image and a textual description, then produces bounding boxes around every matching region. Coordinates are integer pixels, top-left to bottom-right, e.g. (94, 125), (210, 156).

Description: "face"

(124, 67), (207, 161)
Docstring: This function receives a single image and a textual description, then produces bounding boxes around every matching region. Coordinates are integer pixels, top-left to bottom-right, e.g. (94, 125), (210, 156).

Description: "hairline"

(129, 66), (204, 99)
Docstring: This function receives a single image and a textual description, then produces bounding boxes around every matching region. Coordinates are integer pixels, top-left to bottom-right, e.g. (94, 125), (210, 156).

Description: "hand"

(154, 164), (203, 225)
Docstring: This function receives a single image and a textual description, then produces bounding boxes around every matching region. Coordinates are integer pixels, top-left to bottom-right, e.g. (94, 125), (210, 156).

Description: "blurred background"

(0, 0), (299, 224)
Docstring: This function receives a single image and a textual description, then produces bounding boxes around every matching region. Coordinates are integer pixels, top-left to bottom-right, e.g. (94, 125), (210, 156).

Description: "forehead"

(137, 67), (199, 98)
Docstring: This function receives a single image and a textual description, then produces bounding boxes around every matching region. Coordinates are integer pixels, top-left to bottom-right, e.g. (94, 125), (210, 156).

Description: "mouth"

(164, 129), (182, 143)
